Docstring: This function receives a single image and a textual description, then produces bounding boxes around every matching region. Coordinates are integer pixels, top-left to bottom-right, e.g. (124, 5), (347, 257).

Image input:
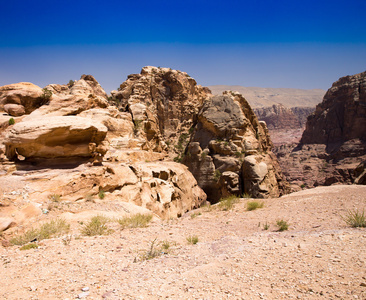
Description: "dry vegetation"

(1, 185), (366, 299)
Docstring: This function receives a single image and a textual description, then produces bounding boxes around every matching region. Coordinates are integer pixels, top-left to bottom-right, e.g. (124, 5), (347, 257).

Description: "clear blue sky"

(1, 0), (365, 93)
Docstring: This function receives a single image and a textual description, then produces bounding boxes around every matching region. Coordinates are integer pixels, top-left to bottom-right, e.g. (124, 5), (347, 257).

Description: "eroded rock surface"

(276, 71), (366, 190)
(184, 92), (289, 201)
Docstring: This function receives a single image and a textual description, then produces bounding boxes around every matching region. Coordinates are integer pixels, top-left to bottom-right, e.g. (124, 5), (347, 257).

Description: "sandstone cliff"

(183, 91), (289, 201)
(276, 71), (366, 190)
(0, 67), (289, 237)
(254, 104), (314, 130)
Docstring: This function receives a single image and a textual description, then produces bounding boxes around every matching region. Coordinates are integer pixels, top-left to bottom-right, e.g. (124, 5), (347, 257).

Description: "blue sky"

(0, 0), (365, 93)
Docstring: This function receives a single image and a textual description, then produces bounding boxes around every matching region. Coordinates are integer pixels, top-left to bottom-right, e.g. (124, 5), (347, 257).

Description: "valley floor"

(1, 185), (366, 299)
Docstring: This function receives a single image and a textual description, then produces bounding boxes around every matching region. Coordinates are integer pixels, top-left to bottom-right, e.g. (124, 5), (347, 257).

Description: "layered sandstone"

(276, 71), (366, 190)
(184, 92), (289, 201)
(0, 72), (207, 230)
(254, 104), (314, 130)
(110, 66), (211, 153)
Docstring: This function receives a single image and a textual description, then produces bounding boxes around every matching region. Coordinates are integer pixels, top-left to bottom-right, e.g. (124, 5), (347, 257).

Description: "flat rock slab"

(4, 116), (107, 159)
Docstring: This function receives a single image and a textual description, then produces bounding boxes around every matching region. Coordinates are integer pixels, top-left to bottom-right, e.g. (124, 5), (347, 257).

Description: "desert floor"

(1, 185), (366, 300)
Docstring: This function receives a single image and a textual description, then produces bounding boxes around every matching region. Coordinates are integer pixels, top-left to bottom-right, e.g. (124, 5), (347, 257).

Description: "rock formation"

(0, 67), (290, 236)
(254, 104), (314, 130)
(0, 71), (207, 233)
(0, 82), (45, 116)
(276, 71), (366, 190)
(110, 66), (210, 154)
(184, 91), (289, 201)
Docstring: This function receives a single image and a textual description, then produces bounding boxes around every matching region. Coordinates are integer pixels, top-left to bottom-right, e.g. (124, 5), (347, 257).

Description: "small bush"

(186, 235), (199, 245)
(40, 88), (52, 100)
(98, 190), (105, 199)
(276, 220), (289, 231)
(343, 209), (366, 228)
(247, 201), (264, 211)
(10, 219), (70, 246)
(38, 218), (70, 240)
(80, 215), (113, 236)
(20, 243), (39, 251)
(68, 80), (75, 87)
(140, 238), (161, 261)
(133, 120), (143, 134)
(8, 118), (15, 125)
(161, 240), (171, 252)
(190, 212), (201, 219)
(218, 195), (239, 211)
(49, 194), (61, 202)
(213, 169), (221, 181)
(118, 214), (153, 229)
(263, 222), (270, 230)
(10, 228), (39, 246)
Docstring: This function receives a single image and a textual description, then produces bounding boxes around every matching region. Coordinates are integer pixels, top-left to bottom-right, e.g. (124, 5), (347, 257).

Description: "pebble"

(81, 287), (90, 292)
(78, 291), (90, 298)
(315, 254), (322, 258)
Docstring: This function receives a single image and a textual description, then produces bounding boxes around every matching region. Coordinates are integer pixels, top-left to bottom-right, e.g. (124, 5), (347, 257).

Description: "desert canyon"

(0, 68), (365, 299)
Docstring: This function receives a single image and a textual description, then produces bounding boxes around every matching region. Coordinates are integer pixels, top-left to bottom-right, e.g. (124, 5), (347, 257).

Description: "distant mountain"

(207, 85), (325, 108)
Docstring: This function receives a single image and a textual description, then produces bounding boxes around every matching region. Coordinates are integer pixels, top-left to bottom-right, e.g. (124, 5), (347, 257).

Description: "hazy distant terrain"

(208, 85), (326, 108)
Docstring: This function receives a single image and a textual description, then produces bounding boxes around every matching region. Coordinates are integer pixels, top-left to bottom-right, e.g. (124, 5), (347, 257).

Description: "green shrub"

(218, 195), (239, 211)
(186, 235), (199, 245)
(41, 88), (52, 100)
(276, 220), (289, 231)
(161, 240), (170, 251)
(68, 80), (75, 87)
(98, 189), (105, 199)
(263, 222), (270, 230)
(80, 215), (113, 236)
(8, 118), (15, 125)
(247, 201), (264, 211)
(343, 209), (366, 228)
(242, 193), (251, 199)
(20, 243), (39, 251)
(213, 169), (221, 181)
(118, 214), (153, 229)
(10, 219), (70, 246)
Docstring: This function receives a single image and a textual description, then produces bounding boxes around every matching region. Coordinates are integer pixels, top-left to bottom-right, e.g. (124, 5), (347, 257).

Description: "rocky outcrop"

(0, 70), (208, 234)
(0, 82), (45, 115)
(110, 66), (211, 154)
(184, 92), (289, 201)
(301, 71), (366, 146)
(4, 116), (108, 159)
(276, 71), (366, 190)
(254, 104), (314, 130)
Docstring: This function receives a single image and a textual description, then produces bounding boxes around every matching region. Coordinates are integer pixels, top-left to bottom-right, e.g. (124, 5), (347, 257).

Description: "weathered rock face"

(184, 92), (289, 201)
(4, 116), (108, 159)
(0, 82), (44, 115)
(301, 71), (366, 146)
(0, 70), (208, 234)
(254, 104), (314, 130)
(110, 66), (211, 154)
(276, 71), (366, 190)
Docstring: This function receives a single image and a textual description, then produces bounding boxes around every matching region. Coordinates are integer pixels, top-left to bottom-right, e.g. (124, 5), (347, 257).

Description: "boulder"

(131, 162), (206, 218)
(4, 116), (107, 159)
(0, 217), (14, 232)
(184, 92), (288, 201)
(4, 104), (25, 116)
(0, 82), (44, 114)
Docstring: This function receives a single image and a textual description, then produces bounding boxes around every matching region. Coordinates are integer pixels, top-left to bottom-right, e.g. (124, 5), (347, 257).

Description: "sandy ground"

(1, 185), (366, 300)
